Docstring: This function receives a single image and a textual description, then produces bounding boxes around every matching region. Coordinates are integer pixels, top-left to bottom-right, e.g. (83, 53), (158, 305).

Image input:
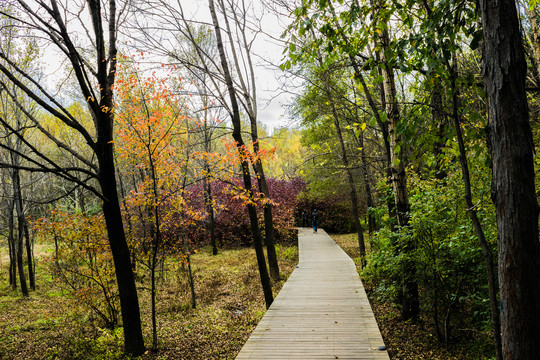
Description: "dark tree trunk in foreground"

(247, 113), (281, 280)
(480, 0), (540, 358)
(251, 139), (281, 280)
(97, 139), (145, 355)
(90, 1), (145, 354)
(209, 0), (273, 309)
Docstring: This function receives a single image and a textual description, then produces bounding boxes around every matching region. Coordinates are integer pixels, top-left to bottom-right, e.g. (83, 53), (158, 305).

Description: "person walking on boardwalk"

(312, 208), (319, 233)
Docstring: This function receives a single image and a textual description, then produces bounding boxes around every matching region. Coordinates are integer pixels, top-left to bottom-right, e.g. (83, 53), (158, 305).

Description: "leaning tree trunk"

(310, 29), (366, 259)
(246, 115), (280, 280)
(218, 1), (280, 280)
(348, 50), (397, 231)
(209, 0), (273, 308)
(480, 0), (540, 358)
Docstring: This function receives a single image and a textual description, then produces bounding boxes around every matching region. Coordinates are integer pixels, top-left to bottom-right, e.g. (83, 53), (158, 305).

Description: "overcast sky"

(37, 0), (297, 132)
(152, 0), (298, 132)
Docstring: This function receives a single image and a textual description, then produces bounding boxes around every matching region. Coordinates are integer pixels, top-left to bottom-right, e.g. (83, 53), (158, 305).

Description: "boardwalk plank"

(235, 228), (389, 360)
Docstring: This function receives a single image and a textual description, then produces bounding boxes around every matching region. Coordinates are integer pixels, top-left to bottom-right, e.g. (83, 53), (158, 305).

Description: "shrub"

(32, 211), (120, 329)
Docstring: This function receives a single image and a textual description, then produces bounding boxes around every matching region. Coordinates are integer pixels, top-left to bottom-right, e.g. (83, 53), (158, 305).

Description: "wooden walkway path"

(236, 228), (390, 360)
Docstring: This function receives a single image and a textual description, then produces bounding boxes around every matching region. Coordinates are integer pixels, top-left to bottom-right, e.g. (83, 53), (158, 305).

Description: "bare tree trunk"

(209, 0), (273, 308)
(375, 11), (418, 319)
(430, 84), (447, 180)
(203, 167), (217, 255)
(187, 250), (196, 309)
(12, 168), (28, 297)
(12, 166), (35, 290)
(348, 50), (396, 231)
(480, 0), (540, 358)
(357, 130), (376, 236)
(217, 0), (280, 280)
(23, 218), (34, 290)
(202, 115), (218, 256)
(99, 150), (145, 355)
(307, 27), (366, 259)
(252, 157), (281, 280)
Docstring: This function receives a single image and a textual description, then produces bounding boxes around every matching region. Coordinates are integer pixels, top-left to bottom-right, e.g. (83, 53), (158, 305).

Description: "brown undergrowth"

(0, 241), (298, 360)
(331, 233), (495, 360)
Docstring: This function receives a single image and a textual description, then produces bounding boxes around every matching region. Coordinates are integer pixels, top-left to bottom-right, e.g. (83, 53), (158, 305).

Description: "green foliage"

(363, 167), (496, 342)
(32, 211), (120, 330)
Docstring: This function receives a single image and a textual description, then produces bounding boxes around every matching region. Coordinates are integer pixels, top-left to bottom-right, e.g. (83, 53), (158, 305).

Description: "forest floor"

(331, 233), (496, 360)
(0, 240), (298, 360)
(0, 232), (496, 360)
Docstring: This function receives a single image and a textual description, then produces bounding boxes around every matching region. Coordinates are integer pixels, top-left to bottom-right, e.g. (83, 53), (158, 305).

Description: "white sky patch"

(35, 0), (297, 133)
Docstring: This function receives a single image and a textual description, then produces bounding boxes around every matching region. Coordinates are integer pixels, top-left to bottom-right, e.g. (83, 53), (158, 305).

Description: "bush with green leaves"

(363, 168), (496, 344)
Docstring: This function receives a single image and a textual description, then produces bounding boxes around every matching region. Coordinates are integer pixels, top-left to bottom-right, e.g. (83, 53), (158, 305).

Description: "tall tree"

(208, 0), (274, 308)
(479, 0), (540, 358)
(0, 1), (145, 354)
(216, 0), (281, 280)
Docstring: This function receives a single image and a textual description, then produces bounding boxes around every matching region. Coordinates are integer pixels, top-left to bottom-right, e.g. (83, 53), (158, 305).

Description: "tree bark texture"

(98, 145), (145, 354)
(480, 0), (540, 358)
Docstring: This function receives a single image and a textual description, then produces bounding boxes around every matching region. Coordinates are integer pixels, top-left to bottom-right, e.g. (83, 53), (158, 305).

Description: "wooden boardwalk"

(236, 228), (390, 360)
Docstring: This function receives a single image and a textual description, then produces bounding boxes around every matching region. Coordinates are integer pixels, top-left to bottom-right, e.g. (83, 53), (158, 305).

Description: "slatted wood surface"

(235, 228), (390, 360)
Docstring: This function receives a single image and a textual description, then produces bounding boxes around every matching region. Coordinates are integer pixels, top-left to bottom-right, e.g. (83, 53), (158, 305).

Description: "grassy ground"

(331, 233), (495, 360)
(0, 241), (298, 360)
